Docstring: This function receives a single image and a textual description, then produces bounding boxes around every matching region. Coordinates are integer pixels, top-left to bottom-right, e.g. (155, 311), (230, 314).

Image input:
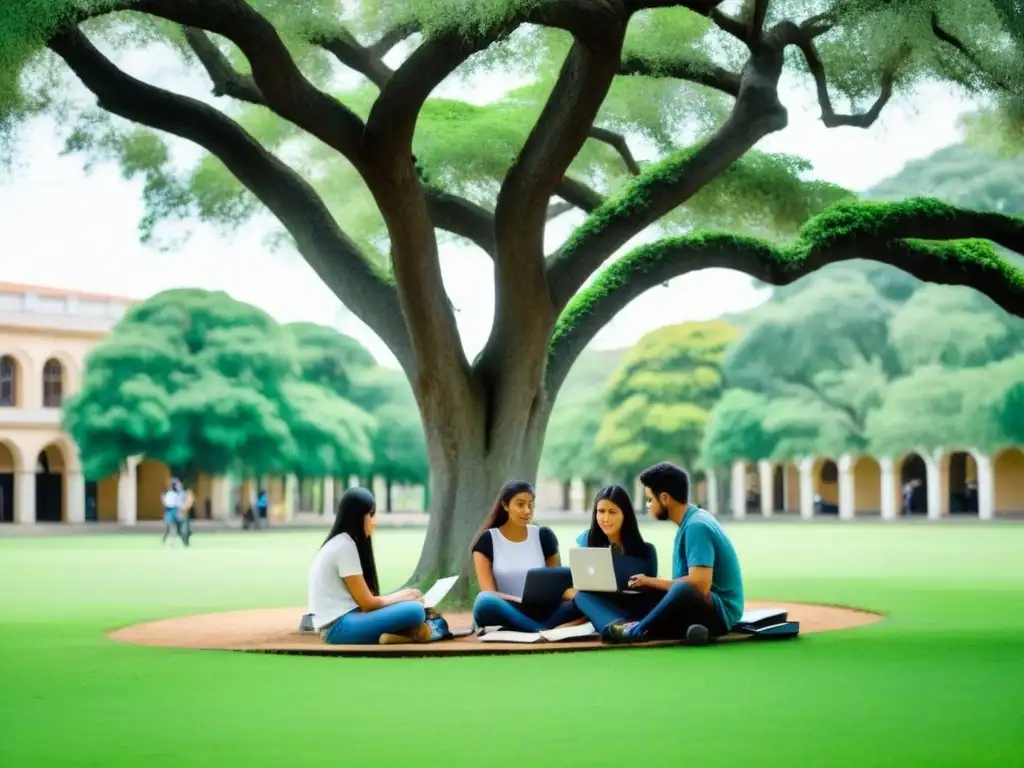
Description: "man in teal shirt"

(573, 462), (744, 646)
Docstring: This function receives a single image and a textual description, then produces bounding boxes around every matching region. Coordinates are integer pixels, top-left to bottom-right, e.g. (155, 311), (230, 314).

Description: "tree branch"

(547, 40), (790, 310)
(182, 27), (263, 105)
(748, 0), (771, 47)
(555, 177), (607, 212)
(795, 36), (909, 128)
(424, 188), (496, 257)
(545, 200), (1024, 398)
(48, 24), (413, 372)
(368, 21), (421, 58)
(619, 52), (741, 96)
(309, 27), (393, 88)
(589, 127), (641, 175)
(130, 0), (368, 165)
(547, 201), (576, 220)
(931, 12), (1019, 95)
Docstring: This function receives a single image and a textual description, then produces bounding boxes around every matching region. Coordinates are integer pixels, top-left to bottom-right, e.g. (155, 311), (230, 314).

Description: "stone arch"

(136, 459), (173, 521)
(852, 455), (882, 515)
(942, 450), (984, 516)
(896, 452), (928, 515)
(0, 439), (23, 523)
(0, 349), (31, 407)
(36, 442), (68, 522)
(814, 457), (839, 514)
(993, 447), (1024, 516)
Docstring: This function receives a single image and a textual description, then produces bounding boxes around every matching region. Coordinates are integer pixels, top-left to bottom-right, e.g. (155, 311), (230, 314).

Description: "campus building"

(698, 450), (1024, 520)
(0, 282), (412, 524)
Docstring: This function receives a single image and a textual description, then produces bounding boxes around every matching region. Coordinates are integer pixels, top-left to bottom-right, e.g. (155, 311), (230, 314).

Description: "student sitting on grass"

(574, 463), (744, 647)
(471, 480), (579, 632)
(307, 487), (449, 645)
(566, 484), (658, 602)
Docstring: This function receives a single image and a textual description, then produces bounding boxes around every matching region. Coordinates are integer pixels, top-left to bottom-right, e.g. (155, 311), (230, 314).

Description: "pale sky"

(0, 35), (974, 368)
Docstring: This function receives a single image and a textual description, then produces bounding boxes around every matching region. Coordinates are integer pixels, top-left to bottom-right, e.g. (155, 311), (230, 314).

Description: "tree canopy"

(62, 288), (384, 481)
(7, 0), (1024, 589)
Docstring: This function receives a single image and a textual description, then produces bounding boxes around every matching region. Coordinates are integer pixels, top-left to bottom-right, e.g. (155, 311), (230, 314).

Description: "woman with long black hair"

(307, 487), (447, 645)
(569, 484), (658, 598)
(570, 484), (659, 632)
(470, 480), (580, 632)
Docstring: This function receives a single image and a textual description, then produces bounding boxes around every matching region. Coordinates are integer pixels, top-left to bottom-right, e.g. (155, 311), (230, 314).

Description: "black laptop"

(521, 567), (574, 608)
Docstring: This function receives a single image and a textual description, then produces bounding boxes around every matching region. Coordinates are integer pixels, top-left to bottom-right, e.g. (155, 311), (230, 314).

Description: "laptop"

(521, 567), (573, 607)
(421, 575), (459, 609)
(568, 547), (620, 592)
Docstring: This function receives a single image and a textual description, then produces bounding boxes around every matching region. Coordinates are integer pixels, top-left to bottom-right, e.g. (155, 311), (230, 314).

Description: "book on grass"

(477, 622), (598, 644)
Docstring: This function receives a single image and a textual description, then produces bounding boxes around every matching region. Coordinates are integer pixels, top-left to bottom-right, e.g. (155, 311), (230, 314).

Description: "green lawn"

(2, 523), (1023, 766)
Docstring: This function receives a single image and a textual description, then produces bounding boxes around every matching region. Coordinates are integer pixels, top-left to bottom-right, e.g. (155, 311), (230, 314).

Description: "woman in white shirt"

(308, 487), (448, 645)
(470, 480), (580, 632)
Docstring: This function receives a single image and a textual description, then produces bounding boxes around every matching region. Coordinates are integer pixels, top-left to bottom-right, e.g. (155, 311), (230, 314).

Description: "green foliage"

(62, 289), (377, 480)
(596, 321), (738, 477)
(348, 367), (429, 484)
(1000, 380), (1024, 444)
(699, 389), (776, 467)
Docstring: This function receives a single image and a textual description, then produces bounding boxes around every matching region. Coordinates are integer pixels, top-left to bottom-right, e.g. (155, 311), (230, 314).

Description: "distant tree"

(348, 367), (429, 507)
(283, 322), (376, 398)
(63, 289), (374, 482)
(699, 389), (776, 468)
(596, 321), (737, 478)
(866, 356), (1024, 457)
(889, 284), (1024, 371)
(541, 395), (605, 486)
(1000, 381), (1024, 445)
(722, 272), (897, 454)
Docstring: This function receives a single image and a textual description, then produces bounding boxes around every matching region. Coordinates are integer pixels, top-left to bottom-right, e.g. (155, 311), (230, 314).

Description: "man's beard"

(653, 504), (669, 521)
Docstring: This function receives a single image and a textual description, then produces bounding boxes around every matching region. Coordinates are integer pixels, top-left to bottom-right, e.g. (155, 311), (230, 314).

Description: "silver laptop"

(569, 547), (618, 592)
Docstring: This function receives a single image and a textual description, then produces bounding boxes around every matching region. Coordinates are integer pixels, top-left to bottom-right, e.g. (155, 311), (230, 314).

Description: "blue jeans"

(472, 592), (581, 632)
(574, 582), (726, 639)
(324, 602), (427, 645)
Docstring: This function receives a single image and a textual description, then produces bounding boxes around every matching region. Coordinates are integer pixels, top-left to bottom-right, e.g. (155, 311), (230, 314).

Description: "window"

(0, 356), (15, 407)
(43, 359), (63, 408)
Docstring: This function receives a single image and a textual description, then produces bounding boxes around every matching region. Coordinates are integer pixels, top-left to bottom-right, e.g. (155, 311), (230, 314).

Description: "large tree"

(7, 0), (1024, 591)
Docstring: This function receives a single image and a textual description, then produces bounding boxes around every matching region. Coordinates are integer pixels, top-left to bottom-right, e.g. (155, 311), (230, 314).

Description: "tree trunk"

(404, 388), (551, 607)
(385, 478), (393, 513)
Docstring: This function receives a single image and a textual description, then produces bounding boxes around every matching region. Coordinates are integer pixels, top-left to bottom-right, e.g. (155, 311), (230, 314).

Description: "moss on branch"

(550, 197), (1024, 370)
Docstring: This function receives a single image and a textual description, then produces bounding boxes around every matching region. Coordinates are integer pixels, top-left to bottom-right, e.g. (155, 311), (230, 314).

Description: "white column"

(15, 471), (35, 524)
(730, 461), (746, 519)
(284, 474), (298, 521)
(117, 456), (139, 525)
(706, 470), (720, 516)
(757, 460), (774, 517)
(322, 476), (336, 517)
(569, 477), (586, 512)
(925, 451), (942, 520)
(798, 458), (815, 519)
(66, 471), (86, 523)
(879, 457), (897, 520)
(210, 475), (232, 519)
(838, 454), (856, 520)
(975, 452), (995, 521)
(348, 475), (360, 489)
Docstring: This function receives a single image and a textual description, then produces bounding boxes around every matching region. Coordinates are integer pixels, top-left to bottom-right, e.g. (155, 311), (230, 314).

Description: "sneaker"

(685, 624), (710, 647)
(601, 621), (643, 644)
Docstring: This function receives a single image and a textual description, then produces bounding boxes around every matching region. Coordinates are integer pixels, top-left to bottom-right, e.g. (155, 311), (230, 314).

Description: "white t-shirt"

(307, 533), (364, 630)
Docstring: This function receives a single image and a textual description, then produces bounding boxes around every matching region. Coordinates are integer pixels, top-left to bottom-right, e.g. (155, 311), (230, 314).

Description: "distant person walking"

(161, 480), (187, 547)
(256, 488), (269, 529)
